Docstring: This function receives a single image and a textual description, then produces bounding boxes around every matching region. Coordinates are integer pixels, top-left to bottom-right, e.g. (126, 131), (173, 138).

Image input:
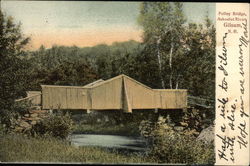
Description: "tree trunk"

(169, 42), (173, 69)
(169, 40), (174, 89)
(169, 73), (173, 89)
(175, 74), (180, 89)
(156, 37), (165, 89)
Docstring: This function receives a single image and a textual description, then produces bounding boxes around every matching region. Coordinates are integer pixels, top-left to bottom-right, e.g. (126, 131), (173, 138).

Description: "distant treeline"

(25, 40), (143, 90)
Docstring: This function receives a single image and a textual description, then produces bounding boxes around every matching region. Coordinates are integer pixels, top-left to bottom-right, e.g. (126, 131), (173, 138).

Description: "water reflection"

(70, 134), (147, 151)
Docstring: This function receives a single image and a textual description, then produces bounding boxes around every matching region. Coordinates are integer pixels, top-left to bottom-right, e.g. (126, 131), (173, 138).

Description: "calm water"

(70, 134), (147, 151)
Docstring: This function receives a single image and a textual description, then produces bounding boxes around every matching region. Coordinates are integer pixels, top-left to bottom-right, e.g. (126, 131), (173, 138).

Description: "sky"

(1, 1), (215, 50)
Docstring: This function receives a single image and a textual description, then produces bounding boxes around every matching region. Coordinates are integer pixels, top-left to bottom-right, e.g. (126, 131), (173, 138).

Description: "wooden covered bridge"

(18, 74), (188, 113)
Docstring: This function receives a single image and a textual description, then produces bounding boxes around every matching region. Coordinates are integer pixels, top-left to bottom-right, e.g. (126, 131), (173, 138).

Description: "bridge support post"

(49, 109), (53, 114)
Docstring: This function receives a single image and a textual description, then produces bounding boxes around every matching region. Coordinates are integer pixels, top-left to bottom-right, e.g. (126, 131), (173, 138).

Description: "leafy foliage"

(0, 11), (30, 111)
(139, 118), (214, 164)
(138, 2), (186, 89)
(0, 100), (31, 132)
(0, 10), (33, 132)
(138, 2), (215, 99)
(180, 108), (214, 134)
(31, 112), (73, 139)
(179, 20), (215, 98)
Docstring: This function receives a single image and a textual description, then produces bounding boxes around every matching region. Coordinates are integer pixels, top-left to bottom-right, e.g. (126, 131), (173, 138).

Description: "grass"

(73, 122), (141, 136)
(0, 133), (154, 163)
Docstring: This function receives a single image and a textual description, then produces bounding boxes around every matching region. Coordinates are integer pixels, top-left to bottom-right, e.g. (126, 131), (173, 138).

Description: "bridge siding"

(42, 86), (89, 109)
(125, 77), (156, 109)
(26, 91), (41, 106)
(91, 77), (123, 110)
(41, 75), (187, 111)
(154, 90), (187, 109)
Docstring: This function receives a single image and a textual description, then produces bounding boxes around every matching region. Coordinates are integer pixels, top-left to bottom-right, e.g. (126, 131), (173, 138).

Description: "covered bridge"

(40, 74), (187, 113)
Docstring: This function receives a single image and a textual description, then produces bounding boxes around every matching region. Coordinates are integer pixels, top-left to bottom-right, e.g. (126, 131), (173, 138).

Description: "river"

(70, 134), (148, 152)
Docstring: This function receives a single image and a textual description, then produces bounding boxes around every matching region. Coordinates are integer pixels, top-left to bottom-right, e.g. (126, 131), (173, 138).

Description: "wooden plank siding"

(155, 89), (187, 109)
(41, 74), (187, 111)
(26, 91), (42, 106)
(124, 77), (156, 109)
(90, 76), (123, 110)
(41, 85), (89, 110)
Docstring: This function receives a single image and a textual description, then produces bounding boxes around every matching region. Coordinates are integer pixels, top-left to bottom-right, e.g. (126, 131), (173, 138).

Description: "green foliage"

(138, 2), (215, 99)
(27, 47), (98, 90)
(23, 40), (144, 90)
(0, 11), (30, 111)
(149, 130), (214, 164)
(72, 111), (159, 136)
(139, 120), (155, 139)
(0, 123), (7, 135)
(31, 112), (73, 139)
(0, 101), (30, 131)
(139, 118), (214, 164)
(0, 110), (18, 131)
(180, 108), (213, 134)
(0, 10), (32, 132)
(12, 100), (31, 115)
(83, 40), (143, 80)
(138, 2), (186, 89)
(179, 21), (215, 98)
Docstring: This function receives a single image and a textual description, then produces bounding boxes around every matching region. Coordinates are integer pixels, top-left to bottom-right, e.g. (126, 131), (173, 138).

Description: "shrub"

(180, 108), (214, 133)
(139, 118), (214, 164)
(0, 101), (30, 131)
(0, 123), (7, 136)
(31, 111), (73, 139)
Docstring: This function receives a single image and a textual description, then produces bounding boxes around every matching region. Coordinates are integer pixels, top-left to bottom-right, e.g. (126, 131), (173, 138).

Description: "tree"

(45, 59), (98, 86)
(0, 10), (30, 110)
(138, 2), (186, 89)
(0, 10), (31, 129)
(27, 48), (99, 90)
(138, 2), (215, 99)
(181, 17), (215, 99)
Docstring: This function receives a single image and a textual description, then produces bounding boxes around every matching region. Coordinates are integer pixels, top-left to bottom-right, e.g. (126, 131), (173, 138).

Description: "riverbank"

(73, 123), (141, 136)
(0, 133), (153, 163)
(71, 111), (160, 137)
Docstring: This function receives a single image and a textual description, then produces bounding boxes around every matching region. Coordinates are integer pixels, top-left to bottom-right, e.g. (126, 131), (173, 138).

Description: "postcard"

(0, 1), (249, 165)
